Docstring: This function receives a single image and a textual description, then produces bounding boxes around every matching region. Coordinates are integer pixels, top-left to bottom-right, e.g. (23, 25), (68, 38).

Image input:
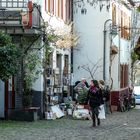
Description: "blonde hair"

(99, 80), (105, 85)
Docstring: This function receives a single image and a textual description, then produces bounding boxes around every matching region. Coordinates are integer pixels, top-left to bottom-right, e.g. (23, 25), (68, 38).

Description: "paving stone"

(0, 107), (140, 140)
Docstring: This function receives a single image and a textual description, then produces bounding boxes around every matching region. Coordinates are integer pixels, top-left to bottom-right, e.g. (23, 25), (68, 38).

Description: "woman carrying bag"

(86, 80), (103, 127)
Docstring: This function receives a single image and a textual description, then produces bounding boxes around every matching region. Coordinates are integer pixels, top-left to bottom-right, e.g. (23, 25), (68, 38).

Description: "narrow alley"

(0, 1), (140, 140)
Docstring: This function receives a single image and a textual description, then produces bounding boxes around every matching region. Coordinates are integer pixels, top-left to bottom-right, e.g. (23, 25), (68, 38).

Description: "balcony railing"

(0, 1), (41, 33)
(0, 0), (29, 8)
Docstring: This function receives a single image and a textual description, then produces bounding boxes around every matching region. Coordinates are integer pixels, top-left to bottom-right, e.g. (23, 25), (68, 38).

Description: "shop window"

(45, 0), (71, 22)
(118, 9), (121, 27)
(65, 0), (71, 22)
(56, 54), (61, 68)
(58, 0), (63, 19)
(112, 3), (116, 26)
(64, 55), (69, 74)
(55, 54), (62, 86)
(45, 0), (54, 14)
(120, 10), (131, 40)
(128, 17), (131, 40)
(120, 12), (124, 39)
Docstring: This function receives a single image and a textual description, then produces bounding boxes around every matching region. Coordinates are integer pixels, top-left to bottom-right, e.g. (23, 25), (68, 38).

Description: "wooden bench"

(24, 107), (40, 121)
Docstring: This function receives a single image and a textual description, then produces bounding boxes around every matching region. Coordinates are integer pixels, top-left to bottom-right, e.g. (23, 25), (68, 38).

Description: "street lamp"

(103, 19), (112, 82)
(103, 19), (118, 83)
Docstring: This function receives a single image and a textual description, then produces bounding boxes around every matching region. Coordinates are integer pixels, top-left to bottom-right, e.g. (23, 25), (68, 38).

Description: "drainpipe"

(103, 19), (112, 82)
(71, 0), (73, 74)
(70, 0), (74, 99)
(118, 27), (121, 88)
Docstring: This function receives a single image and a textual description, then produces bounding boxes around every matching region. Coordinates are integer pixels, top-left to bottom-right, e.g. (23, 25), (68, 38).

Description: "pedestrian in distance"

(74, 78), (89, 104)
(99, 80), (111, 115)
(86, 80), (103, 127)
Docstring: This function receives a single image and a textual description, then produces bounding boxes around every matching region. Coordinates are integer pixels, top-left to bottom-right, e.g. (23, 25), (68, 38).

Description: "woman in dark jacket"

(86, 80), (103, 127)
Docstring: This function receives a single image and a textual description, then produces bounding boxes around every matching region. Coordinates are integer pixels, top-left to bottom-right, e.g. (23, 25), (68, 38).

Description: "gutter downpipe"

(70, 0), (74, 98)
(103, 19), (112, 82)
(71, 0), (73, 74)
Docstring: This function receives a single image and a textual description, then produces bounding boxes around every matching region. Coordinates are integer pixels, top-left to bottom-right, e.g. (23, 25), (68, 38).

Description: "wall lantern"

(110, 45), (118, 55)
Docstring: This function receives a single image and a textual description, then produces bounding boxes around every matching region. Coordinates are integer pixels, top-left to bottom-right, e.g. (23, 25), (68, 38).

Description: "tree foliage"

(24, 51), (41, 90)
(44, 21), (79, 49)
(0, 32), (21, 81)
(131, 51), (139, 64)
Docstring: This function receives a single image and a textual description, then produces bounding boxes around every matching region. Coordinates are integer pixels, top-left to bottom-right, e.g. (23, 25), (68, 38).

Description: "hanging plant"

(137, 6), (140, 12)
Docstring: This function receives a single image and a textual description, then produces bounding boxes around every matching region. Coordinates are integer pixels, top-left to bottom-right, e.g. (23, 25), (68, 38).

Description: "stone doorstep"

(25, 107), (40, 121)
(24, 107), (40, 112)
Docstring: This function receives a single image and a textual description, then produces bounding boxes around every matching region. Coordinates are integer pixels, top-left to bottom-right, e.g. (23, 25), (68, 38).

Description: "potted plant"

(77, 89), (88, 105)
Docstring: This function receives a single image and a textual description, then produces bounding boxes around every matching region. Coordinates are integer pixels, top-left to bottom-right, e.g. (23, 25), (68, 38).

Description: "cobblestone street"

(0, 107), (140, 140)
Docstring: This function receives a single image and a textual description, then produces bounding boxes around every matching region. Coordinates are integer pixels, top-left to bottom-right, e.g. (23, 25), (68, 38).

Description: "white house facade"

(1, 0), (139, 119)
(73, 0), (110, 83)
(73, 0), (133, 90)
(32, 0), (72, 114)
(0, 0), (72, 119)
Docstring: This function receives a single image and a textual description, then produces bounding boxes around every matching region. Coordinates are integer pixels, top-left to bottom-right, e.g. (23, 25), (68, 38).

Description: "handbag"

(98, 104), (106, 119)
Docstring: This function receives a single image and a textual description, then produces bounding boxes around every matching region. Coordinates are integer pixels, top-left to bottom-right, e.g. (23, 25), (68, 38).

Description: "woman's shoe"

(92, 122), (96, 127)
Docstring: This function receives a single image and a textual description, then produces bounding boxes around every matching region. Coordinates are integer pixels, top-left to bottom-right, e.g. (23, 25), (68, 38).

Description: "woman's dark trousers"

(91, 107), (100, 126)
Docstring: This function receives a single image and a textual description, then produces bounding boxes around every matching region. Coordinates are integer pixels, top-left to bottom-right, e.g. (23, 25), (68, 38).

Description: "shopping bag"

(73, 108), (91, 120)
(98, 104), (106, 119)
